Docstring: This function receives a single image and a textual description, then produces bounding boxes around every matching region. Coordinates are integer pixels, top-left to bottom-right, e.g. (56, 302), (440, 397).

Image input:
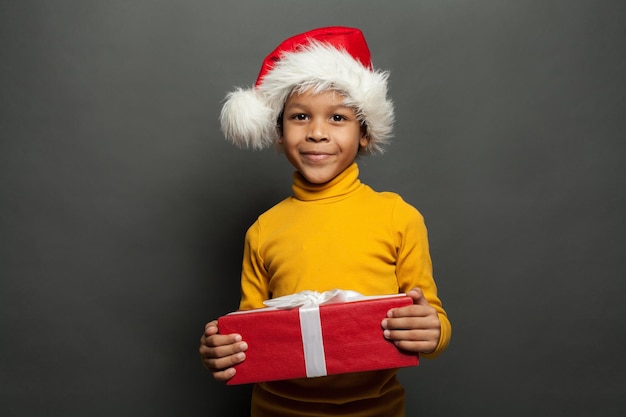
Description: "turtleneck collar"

(292, 162), (362, 202)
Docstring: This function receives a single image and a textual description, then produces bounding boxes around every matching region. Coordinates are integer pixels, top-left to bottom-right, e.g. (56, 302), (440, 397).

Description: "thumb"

(204, 320), (219, 336)
(407, 288), (430, 306)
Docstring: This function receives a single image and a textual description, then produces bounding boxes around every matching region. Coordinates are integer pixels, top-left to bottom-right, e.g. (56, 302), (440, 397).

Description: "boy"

(200, 26), (451, 416)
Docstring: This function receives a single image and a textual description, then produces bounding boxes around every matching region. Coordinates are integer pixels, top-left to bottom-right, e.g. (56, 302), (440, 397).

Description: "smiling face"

(279, 88), (369, 184)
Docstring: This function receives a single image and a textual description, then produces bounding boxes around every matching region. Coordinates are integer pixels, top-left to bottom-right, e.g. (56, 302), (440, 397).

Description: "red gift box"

(218, 291), (418, 385)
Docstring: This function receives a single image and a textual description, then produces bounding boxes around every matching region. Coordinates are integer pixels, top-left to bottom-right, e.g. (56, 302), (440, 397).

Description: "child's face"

(279, 88), (369, 184)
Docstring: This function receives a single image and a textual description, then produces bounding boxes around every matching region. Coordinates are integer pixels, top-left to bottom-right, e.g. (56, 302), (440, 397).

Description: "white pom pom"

(219, 88), (276, 150)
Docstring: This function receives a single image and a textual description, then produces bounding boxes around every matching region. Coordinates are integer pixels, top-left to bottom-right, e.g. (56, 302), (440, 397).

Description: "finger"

(382, 314), (440, 330)
(203, 332), (242, 348)
(211, 340), (248, 359)
(200, 340), (248, 372)
(199, 333), (247, 365)
(212, 367), (237, 381)
(200, 338), (247, 360)
(386, 304), (434, 320)
(406, 287), (430, 307)
(392, 339), (438, 354)
(203, 348), (247, 372)
(383, 327), (440, 341)
(383, 327), (440, 353)
(202, 320), (219, 340)
(204, 320), (219, 335)
(386, 289), (432, 319)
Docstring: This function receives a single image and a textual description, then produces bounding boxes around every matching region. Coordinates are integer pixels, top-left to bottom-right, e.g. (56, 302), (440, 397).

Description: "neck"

(292, 163), (361, 201)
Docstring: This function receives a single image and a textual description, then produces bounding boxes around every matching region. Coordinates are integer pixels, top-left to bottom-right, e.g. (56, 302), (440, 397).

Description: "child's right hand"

(199, 320), (248, 381)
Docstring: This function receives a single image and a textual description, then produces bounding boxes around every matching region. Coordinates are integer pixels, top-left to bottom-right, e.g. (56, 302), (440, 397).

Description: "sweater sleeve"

(238, 220), (271, 311)
(392, 197), (451, 358)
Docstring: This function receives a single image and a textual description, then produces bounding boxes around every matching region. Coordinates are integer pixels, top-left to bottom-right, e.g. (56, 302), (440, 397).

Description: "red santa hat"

(219, 26), (394, 154)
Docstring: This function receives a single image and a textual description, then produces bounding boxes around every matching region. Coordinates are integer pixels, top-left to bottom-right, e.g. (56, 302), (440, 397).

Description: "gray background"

(1, 1), (624, 416)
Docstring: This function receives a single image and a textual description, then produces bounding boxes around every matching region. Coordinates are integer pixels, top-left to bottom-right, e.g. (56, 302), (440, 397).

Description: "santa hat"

(219, 26), (394, 154)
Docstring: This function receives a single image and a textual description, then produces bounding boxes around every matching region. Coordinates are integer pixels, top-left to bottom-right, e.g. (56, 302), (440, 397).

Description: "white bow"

(263, 289), (366, 309)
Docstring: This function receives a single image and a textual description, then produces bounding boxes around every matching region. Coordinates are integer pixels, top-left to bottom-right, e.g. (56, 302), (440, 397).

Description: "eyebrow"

(284, 101), (354, 112)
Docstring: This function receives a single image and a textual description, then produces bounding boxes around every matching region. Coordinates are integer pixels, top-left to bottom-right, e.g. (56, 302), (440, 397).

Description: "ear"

(359, 131), (370, 148)
(277, 112), (285, 145)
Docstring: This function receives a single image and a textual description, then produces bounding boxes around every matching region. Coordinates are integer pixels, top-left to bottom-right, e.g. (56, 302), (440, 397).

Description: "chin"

(302, 172), (336, 184)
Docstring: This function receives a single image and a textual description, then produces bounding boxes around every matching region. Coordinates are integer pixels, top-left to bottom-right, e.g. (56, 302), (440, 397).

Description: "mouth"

(301, 152), (333, 162)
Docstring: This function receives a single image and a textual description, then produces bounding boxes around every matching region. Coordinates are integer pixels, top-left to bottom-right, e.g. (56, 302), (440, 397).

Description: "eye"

(331, 114), (347, 122)
(290, 113), (308, 121)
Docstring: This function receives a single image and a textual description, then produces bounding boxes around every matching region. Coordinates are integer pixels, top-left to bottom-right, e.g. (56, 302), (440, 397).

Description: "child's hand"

(199, 320), (248, 381)
(381, 288), (441, 354)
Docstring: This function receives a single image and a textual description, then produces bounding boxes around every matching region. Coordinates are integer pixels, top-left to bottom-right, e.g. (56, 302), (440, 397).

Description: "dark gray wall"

(1, 1), (624, 416)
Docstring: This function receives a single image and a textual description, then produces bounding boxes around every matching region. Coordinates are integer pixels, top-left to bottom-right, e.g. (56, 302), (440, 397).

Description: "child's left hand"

(381, 288), (441, 354)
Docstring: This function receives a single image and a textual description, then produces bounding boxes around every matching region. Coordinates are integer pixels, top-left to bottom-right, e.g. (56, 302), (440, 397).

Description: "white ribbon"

(263, 289), (367, 378)
(298, 305), (326, 377)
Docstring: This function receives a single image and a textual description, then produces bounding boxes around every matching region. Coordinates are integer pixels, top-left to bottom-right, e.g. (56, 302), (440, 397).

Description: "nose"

(307, 119), (328, 142)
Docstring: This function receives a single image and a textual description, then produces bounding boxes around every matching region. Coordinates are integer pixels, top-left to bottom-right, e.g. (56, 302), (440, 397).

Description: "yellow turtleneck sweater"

(238, 163), (451, 417)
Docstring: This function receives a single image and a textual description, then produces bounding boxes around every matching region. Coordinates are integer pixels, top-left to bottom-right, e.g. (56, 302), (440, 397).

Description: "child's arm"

(381, 288), (442, 355)
(199, 320), (248, 381)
